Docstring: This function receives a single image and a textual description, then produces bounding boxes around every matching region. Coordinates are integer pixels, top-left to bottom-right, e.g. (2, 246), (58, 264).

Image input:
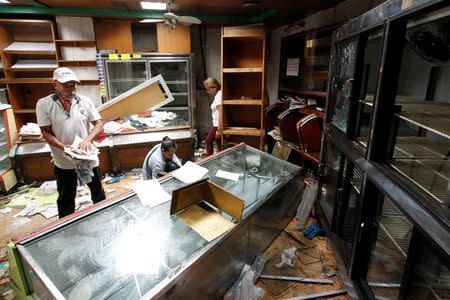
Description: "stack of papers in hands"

(171, 161), (208, 183)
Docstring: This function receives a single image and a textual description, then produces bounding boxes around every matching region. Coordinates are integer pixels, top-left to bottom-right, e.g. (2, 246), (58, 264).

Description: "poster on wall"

(286, 58), (299, 76)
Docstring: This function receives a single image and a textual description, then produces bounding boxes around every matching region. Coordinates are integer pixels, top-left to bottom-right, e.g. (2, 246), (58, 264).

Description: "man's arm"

(40, 125), (66, 151)
(78, 119), (104, 151)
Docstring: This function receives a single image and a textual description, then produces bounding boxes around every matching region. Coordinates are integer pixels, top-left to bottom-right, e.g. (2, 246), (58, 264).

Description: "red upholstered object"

(277, 108), (307, 144)
(296, 114), (322, 165)
(265, 104), (287, 131)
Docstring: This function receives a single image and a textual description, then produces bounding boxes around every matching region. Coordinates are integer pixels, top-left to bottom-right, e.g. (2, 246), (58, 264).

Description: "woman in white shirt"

(203, 77), (222, 156)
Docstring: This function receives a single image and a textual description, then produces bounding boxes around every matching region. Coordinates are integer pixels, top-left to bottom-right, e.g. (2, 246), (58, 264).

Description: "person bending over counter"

(142, 137), (182, 179)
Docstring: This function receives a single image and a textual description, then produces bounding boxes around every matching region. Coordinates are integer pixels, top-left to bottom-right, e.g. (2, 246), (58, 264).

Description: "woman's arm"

(216, 104), (222, 140)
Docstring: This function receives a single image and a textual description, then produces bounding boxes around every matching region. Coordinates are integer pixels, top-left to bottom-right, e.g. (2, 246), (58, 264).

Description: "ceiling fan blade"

(176, 16), (202, 25)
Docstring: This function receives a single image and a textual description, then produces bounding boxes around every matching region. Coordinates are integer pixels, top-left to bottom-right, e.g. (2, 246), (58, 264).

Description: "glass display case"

(9, 144), (303, 299)
(317, 0), (449, 299)
(102, 54), (195, 128)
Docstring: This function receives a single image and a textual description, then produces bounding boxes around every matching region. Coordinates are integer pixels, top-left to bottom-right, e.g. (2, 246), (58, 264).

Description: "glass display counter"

(9, 144), (303, 300)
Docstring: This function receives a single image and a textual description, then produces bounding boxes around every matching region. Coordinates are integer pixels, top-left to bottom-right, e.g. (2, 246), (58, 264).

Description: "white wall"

(191, 27), (221, 141)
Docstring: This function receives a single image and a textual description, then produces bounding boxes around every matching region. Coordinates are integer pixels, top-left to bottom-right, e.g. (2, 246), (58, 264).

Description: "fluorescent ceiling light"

(0, 0), (11, 3)
(141, 2), (166, 10)
(140, 19), (164, 23)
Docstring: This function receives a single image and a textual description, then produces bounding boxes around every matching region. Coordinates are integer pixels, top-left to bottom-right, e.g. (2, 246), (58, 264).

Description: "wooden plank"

(222, 128), (263, 136)
(97, 80), (166, 120)
(0, 78), (53, 84)
(94, 19), (133, 53)
(156, 23), (190, 53)
(177, 203), (235, 242)
(54, 40), (96, 47)
(205, 181), (244, 220)
(222, 68), (263, 73)
(58, 60), (97, 67)
(223, 99), (262, 105)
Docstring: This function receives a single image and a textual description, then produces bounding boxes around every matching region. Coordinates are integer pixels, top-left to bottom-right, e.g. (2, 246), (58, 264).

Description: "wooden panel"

(7, 22), (53, 42)
(205, 181), (244, 220)
(223, 105), (261, 128)
(0, 24), (12, 50)
(223, 38), (263, 68)
(222, 128), (262, 136)
(7, 83), (54, 110)
(222, 72), (262, 100)
(98, 148), (111, 173)
(94, 19), (133, 53)
(224, 135), (261, 149)
(115, 138), (191, 171)
(21, 155), (54, 182)
(170, 178), (207, 214)
(177, 202), (235, 242)
(222, 26), (264, 37)
(156, 23), (191, 53)
(98, 82), (165, 120)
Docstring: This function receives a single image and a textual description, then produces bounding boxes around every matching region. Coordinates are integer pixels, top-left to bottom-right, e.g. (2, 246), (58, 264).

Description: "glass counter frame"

(11, 143), (303, 299)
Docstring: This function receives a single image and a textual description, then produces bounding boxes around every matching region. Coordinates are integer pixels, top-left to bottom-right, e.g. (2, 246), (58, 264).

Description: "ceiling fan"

(162, 0), (202, 28)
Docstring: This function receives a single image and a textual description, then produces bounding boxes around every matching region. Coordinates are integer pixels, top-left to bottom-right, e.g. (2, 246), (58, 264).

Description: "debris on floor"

(255, 216), (349, 300)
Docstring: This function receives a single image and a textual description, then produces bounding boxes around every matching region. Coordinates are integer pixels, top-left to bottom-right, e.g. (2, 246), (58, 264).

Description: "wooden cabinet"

(0, 19), (57, 130)
(220, 25), (265, 150)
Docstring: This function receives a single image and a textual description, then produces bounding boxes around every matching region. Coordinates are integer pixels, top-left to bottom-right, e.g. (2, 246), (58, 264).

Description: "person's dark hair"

(161, 136), (177, 152)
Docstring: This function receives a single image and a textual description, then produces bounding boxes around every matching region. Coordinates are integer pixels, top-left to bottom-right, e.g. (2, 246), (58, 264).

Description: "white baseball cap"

(53, 67), (80, 83)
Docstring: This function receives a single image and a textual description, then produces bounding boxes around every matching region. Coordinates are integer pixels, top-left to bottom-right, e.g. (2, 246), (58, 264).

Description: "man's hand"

(78, 139), (92, 151)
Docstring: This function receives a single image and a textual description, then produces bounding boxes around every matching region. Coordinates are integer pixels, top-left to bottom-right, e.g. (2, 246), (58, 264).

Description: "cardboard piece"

(271, 140), (293, 160)
(177, 203), (235, 242)
(96, 74), (174, 120)
(171, 179), (245, 242)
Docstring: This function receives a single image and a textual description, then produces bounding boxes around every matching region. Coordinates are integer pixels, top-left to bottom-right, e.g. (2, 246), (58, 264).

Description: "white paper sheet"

(103, 121), (123, 134)
(40, 205), (59, 219)
(286, 58), (299, 76)
(171, 161), (208, 183)
(215, 170), (242, 182)
(133, 179), (171, 208)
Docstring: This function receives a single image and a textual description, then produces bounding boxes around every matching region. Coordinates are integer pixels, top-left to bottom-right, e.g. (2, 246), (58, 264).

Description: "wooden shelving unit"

(221, 25), (265, 150)
(0, 19), (57, 129)
(278, 26), (334, 109)
(55, 16), (100, 106)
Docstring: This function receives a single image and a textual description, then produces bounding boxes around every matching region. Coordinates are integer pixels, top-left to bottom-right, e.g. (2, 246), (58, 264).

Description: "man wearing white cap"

(36, 67), (106, 218)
